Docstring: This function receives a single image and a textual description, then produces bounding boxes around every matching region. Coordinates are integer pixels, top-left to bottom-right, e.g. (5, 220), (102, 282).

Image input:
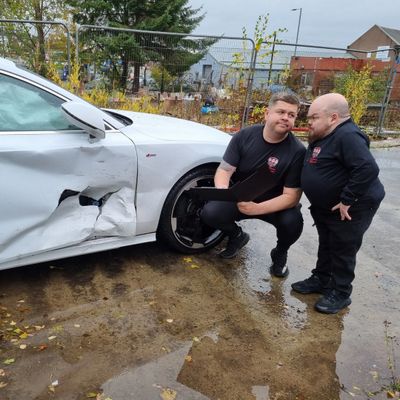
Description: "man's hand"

(332, 202), (352, 221)
(238, 201), (260, 216)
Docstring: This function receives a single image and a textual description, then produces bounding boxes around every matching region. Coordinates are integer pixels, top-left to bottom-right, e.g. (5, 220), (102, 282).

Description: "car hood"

(116, 110), (231, 144)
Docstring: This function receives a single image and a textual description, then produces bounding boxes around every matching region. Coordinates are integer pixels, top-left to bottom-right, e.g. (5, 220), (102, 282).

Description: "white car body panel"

(0, 58), (231, 270)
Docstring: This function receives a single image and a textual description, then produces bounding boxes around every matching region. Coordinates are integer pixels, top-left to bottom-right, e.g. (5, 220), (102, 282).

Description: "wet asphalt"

(0, 146), (399, 400)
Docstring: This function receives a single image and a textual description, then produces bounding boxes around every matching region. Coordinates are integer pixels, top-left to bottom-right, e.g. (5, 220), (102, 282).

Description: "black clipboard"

(188, 162), (272, 202)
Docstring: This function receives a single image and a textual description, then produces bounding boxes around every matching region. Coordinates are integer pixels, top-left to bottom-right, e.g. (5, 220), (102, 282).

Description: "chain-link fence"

(248, 41), (400, 136)
(76, 25), (256, 130)
(1, 19), (399, 136)
(0, 19), (71, 78)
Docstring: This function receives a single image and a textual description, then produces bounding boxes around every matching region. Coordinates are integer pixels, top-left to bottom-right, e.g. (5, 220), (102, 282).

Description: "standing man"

(201, 92), (306, 278)
(292, 93), (385, 313)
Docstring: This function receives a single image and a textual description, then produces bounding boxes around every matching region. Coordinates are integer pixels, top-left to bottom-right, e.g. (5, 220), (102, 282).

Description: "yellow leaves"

(19, 332), (28, 339)
(182, 257), (200, 270)
(160, 388), (177, 400)
(3, 359), (15, 365)
(19, 344), (27, 350)
(184, 355), (192, 363)
(192, 337), (200, 343)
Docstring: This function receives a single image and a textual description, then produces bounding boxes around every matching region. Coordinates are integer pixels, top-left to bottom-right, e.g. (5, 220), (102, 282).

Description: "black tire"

(157, 166), (225, 253)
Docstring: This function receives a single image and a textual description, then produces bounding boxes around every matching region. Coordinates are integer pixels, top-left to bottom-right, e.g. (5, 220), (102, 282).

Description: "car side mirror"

(61, 101), (106, 142)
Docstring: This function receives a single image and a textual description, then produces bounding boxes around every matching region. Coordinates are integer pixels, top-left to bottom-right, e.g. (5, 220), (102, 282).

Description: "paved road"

(0, 147), (399, 400)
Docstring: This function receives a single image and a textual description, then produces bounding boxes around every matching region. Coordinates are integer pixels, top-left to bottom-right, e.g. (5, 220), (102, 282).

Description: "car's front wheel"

(157, 166), (225, 253)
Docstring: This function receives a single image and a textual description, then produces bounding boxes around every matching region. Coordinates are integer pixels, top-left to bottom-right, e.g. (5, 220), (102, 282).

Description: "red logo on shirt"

(267, 156), (279, 173)
(309, 147), (321, 164)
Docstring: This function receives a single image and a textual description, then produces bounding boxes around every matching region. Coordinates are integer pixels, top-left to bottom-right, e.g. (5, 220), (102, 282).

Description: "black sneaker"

(291, 275), (325, 294)
(219, 228), (250, 259)
(314, 290), (351, 314)
(270, 248), (289, 277)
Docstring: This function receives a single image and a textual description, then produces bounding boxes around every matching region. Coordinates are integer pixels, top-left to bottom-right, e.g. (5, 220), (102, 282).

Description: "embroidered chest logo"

(267, 156), (279, 173)
(309, 147), (321, 164)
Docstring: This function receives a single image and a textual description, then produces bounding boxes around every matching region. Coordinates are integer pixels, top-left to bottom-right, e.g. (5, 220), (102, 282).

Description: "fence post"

(376, 45), (400, 136)
(0, 19), (71, 74)
(241, 40), (257, 128)
(267, 33), (277, 86)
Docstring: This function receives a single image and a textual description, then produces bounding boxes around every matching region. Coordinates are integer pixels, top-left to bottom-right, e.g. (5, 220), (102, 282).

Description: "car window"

(0, 74), (81, 132)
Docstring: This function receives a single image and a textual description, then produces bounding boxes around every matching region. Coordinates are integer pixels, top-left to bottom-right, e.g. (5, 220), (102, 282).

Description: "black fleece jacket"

(301, 119), (385, 211)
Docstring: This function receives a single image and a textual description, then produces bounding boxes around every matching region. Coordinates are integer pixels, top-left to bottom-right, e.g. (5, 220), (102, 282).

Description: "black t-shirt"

(301, 119), (385, 210)
(223, 124), (306, 202)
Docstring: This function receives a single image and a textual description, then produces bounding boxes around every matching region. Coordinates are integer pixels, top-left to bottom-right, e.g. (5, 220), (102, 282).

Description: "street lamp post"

(291, 7), (302, 57)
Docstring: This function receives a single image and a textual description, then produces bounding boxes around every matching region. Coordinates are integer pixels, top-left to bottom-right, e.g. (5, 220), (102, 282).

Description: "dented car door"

(0, 72), (137, 266)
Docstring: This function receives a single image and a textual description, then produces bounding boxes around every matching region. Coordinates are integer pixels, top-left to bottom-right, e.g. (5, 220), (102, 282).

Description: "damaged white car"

(0, 58), (230, 271)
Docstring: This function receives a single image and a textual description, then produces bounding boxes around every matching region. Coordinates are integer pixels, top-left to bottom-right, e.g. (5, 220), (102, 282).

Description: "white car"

(0, 58), (230, 271)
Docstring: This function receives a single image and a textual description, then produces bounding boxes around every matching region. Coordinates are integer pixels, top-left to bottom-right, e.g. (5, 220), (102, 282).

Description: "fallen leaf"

(187, 264), (200, 269)
(9, 321), (16, 326)
(0, 382), (8, 388)
(183, 257), (192, 263)
(0, 369), (5, 377)
(48, 336), (57, 341)
(5, 313), (11, 317)
(10, 339), (18, 343)
(19, 332), (28, 339)
(160, 388), (177, 400)
(370, 371), (379, 379)
(166, 319), (173, 323)
(34, 325), (45, 331)
(86, 392), (98, 398)
(51, 325), (64, 333)
(38, 344), (48, 351)
(48, 385), (55, 393)
(3, 359), (15, 365)
(148, 301), (156, 306)
(17, 300), (25, 303)
(185, 355), (192, 363)
(51, 380), (59, 387)
(192, 337), (200, 342)
(74, 324), (81, 328)
(19, 344), (27, 350)
(13, 328), (22, 334)
(387, 391), (395, 398)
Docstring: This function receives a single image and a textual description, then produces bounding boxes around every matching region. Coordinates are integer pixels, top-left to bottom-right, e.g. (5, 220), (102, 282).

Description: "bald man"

(292, 93), (385, 314)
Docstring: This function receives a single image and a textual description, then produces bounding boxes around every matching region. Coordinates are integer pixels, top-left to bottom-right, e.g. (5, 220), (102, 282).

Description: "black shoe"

(291, 275), (325, 294)
(219, 228), (250, 259)
(270, 248), (289, 277)
(314, 290), (351, 314)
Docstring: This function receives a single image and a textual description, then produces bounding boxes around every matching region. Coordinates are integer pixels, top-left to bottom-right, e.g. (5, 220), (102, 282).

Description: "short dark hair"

(269, 92), (300, 109)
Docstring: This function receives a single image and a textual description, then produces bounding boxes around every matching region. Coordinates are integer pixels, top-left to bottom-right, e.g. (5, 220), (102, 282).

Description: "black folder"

(188, 162), (272, 202)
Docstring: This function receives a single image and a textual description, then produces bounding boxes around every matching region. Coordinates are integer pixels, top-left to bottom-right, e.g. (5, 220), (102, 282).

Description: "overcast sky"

(188, 0), (399, 49)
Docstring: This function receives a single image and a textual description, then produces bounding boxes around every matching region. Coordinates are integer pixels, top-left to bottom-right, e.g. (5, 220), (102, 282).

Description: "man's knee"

(278, 206), (304, 230)
(201, 201), (236, 227)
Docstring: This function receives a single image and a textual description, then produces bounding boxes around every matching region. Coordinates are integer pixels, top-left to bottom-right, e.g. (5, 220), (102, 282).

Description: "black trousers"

(310, 204), (380, 296)
(201, 201), (303, 252)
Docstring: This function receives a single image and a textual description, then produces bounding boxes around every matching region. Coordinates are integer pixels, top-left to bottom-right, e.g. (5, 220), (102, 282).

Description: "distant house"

(347, 25), (400, 62)
(288, 25), (400, 101)
(188, 44), (353, 92)
(187, 46), (283, 91)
